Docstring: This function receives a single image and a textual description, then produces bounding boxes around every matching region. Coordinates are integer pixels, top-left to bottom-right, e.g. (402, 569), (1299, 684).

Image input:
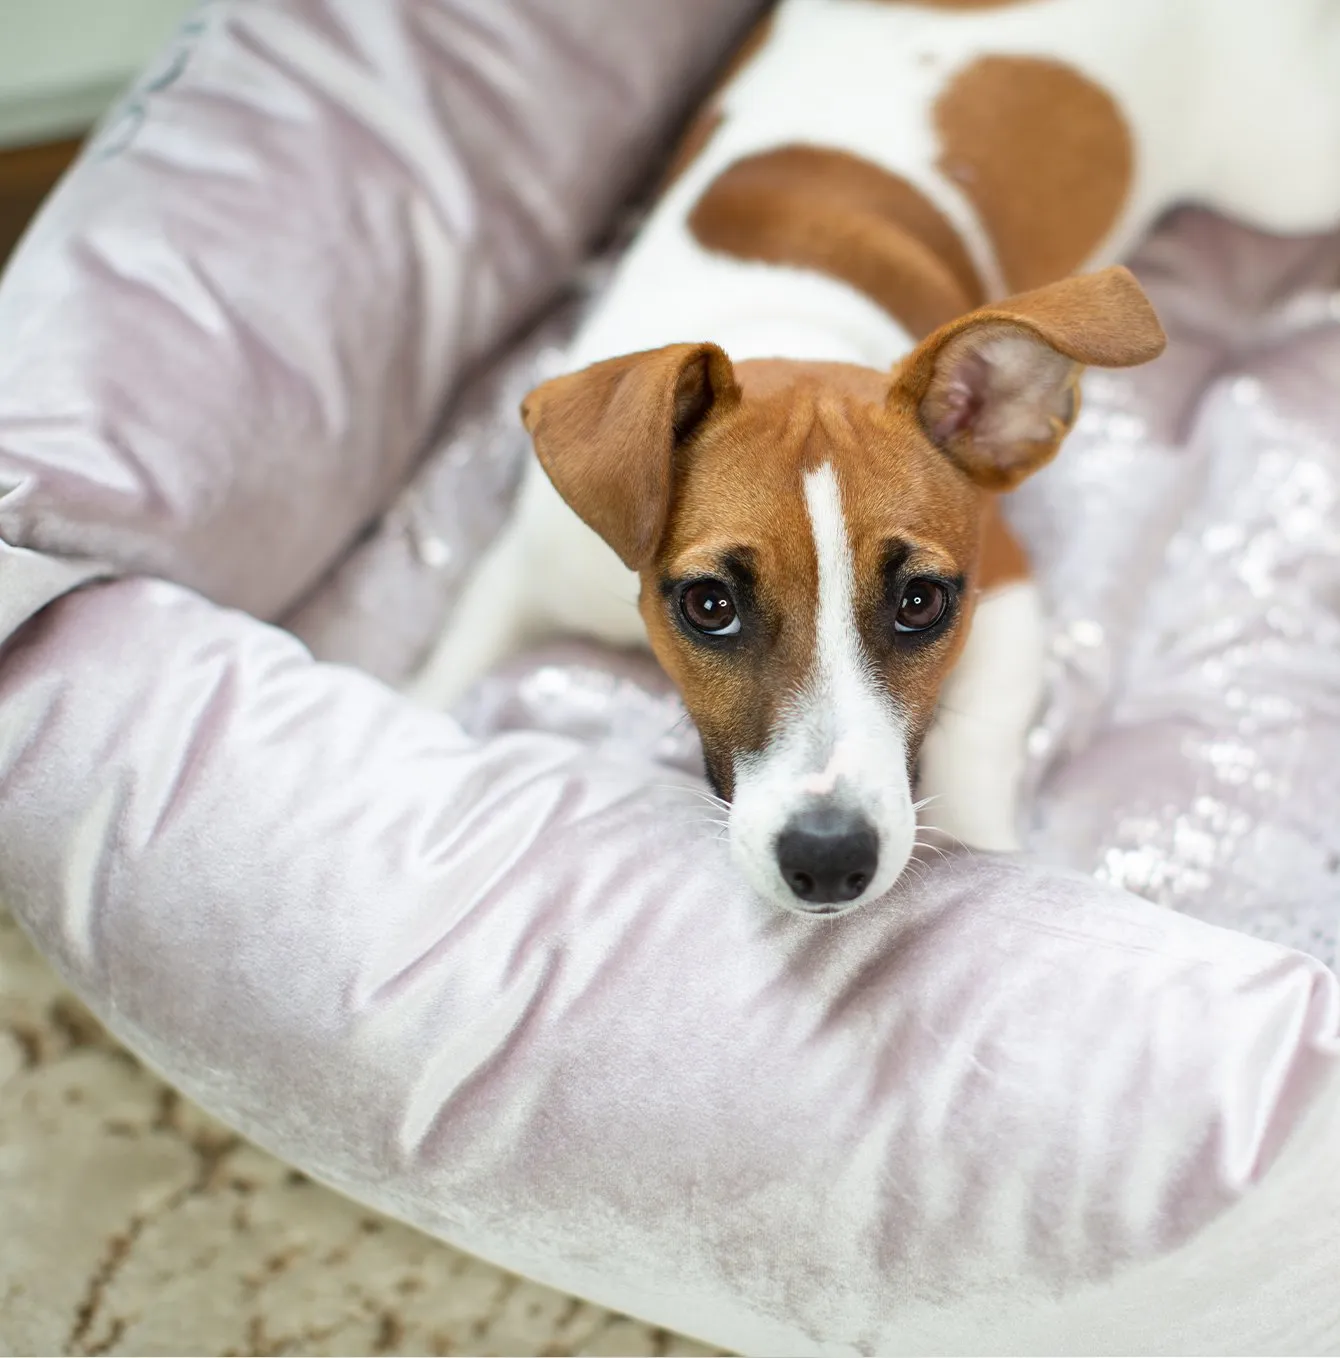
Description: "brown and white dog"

(412, 0), (1340, 915)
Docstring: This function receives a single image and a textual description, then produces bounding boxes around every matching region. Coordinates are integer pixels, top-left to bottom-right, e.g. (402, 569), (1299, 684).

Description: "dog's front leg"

(915, 580), (1046, 854)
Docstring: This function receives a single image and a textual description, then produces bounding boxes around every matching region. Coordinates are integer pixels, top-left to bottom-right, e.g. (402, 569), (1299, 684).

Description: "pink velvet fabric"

(1, 3), (1339, 1354)
(0, 0), (757, 621)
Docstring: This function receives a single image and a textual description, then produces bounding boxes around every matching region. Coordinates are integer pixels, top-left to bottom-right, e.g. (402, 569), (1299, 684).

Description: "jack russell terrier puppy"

(412, 0), (1340, 915)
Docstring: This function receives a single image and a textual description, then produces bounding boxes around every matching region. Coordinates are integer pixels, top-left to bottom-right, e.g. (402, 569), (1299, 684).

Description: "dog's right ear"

(889, 266), (1166, 491)
(521, 342), (739, 571)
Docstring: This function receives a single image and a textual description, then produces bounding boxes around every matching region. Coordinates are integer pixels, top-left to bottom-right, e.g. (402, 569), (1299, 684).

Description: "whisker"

(920, 826), (967, 851)
(913, 842), (951, 864)
(651, 781), (725, 799)
(651, 782), (730, 811)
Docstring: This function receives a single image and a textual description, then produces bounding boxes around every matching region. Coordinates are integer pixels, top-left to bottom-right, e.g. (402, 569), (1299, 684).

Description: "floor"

(0, 138), (80, 266)
(0, 909), (720, 1357)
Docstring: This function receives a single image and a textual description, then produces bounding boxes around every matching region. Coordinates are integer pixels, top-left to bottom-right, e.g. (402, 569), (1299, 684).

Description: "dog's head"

(521, 267), (1164, 914)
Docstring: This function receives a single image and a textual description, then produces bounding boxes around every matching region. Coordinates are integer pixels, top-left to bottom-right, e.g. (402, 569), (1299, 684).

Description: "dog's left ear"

(889, 266), (1166, 491)
(521, 342), (739, 570)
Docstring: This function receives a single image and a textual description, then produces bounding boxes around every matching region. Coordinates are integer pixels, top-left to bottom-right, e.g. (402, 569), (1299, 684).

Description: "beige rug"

(0, 910), (722, 1357)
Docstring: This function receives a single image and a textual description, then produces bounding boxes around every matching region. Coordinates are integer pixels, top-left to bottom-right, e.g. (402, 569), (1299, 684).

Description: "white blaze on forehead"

(802, 461), (869, 712)
(724, 461), (918, 914)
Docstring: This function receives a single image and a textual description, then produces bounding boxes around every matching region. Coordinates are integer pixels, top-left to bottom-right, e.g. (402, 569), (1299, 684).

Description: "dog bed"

(0, 2), (1337, 1353)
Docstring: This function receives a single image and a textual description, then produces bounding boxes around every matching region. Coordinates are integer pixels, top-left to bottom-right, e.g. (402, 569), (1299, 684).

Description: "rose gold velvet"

(0, 3), (1338, 1353)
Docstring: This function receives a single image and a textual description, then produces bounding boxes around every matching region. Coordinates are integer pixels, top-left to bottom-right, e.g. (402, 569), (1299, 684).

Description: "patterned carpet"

(0, 910), (720, 1357)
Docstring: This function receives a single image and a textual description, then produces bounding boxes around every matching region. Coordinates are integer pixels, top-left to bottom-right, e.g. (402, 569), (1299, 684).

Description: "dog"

(410, 0), (1340, 915)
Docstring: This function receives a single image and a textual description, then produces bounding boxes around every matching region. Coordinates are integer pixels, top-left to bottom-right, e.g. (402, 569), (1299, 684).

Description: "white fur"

(411, 0), (1340, 898)
(917, 580), (1046, 853)
(730, 464), (916, 913)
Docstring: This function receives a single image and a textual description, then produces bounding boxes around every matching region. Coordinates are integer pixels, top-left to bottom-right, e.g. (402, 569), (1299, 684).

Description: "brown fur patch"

(977, 500), (1028, 590)
(690, 145), (985, 339)
(656, 12), (776, 195)
(639, 360), (987, 792)
(934, 56), (1133, 292)
(521, 343), (740, 571)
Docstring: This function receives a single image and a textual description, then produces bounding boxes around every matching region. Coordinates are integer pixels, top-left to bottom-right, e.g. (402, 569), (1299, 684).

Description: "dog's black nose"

(777, 807), (879, 906)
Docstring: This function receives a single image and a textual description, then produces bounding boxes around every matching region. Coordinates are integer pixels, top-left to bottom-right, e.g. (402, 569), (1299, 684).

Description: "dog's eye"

(680, 579), (740, 635)
(895, 578), (948, 633)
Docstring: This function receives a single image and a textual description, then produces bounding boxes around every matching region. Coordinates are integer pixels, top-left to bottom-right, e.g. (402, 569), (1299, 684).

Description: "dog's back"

(574, 0), (1340, 372)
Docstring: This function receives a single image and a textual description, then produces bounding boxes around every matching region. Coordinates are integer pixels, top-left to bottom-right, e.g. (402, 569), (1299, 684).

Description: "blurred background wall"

(0, 0), (192, 261)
